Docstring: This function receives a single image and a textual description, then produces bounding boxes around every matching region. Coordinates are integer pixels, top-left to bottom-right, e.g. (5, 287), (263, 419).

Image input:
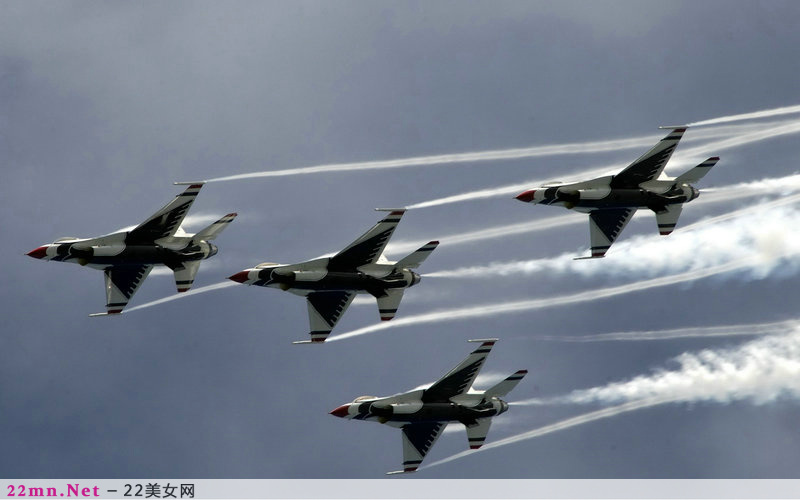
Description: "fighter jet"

(330, 338), (526, 474)
(228, 209), (437, 343)
(26, 182), (236, 315)
(515, 127), (718, 258)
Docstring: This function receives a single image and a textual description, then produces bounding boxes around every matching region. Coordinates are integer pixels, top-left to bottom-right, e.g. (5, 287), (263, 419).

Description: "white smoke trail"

(205, 137), (659, 182)
(407, 118), (800, 209)
(688, 103), (800, 127)
(426, 325), (800, 469)
(387, 214), (579, 255)
(388, 174), (800, 255)
(124, 281), (237, 313)
(327, 259), (750, 343)
(519, 328), (800, 407)
(201, 120), (780, 183)
(423, 397), (673, 469)
(427, 201), (800, 280)
(532, 319), (800, 342)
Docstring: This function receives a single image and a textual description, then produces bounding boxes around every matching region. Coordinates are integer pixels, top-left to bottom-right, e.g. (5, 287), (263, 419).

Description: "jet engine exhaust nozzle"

(228, 271), (250, 283)
(515, 190), (536, 203)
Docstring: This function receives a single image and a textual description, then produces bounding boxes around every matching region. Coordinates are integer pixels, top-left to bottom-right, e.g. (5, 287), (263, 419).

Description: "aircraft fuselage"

(334, 394), (508, 425)
(30, 234), (218, 269)
(526, 178), (699, 213)
(234, 263), (421, 295)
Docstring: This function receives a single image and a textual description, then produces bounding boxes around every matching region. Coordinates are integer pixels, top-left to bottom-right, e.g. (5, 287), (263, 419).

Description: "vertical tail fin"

(191, 213), (237, 243)
(484, 370), (528, 398)
(394, 241), (439, 269)
(675, 157), (719, 184)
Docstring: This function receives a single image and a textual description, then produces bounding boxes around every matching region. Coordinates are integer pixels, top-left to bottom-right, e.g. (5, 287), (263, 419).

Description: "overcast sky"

(3, 0), (800, 480)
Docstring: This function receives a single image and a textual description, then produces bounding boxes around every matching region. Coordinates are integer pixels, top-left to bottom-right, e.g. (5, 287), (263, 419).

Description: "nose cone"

(515, 190), (536, 203)
(228, 270), (250, 283)
(329, 404), (350, 418)
(26, 246), (48, 259)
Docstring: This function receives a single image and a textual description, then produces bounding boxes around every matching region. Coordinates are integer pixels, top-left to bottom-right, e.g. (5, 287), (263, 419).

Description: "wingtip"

(174, 180), (207, 186)
(658, 125), (690, 130)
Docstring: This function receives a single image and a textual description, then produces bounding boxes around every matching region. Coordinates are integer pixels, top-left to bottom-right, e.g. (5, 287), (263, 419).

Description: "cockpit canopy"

(55, 237), (80, 242)
(255, 262), (280, 268)
(353, 395), (376, 402)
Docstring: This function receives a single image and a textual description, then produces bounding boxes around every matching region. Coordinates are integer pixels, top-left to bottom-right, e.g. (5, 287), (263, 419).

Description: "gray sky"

(3, 0), (800, 479)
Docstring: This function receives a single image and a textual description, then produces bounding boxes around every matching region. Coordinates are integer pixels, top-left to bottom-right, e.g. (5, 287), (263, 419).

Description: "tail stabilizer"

(654, 204), (684, 235)
(675, 157), (719, 184)
(191, 213), (237, 243)
(376, 288), (405, 321)
(484, 370), (528, 399)
(173, 260), (201, 292)
(395, 241), (439, 269)
(465, 418), (493, 449)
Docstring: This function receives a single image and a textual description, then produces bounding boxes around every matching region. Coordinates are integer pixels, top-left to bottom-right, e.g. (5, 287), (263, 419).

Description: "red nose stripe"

(228, 271), (250, 283)
(329, 405), (349, 418)
(515, 190), (536, 203)
(26, 246), (48, 259)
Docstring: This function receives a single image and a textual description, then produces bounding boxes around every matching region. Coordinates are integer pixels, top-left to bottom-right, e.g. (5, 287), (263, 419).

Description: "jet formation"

(329, 339), (526, 474)
(228, 208), (438, 343)
(515, 127), (717, 258)
(26, 182), (236, 315)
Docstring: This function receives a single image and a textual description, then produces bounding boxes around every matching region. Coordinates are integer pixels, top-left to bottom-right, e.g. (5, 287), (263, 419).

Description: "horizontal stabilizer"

(394, 241), (439, 269)
(173, 260), (201, 293)
(655, 204), (684, 235)
(376, 288), (404, 321)
(465, 418), (492, 449)
(675, 157), (719, 184)
(88, 312), (121, 317)
(386, 469), (415, 475)
(484, 370), (528, 398)
(191, 213), (237, 242)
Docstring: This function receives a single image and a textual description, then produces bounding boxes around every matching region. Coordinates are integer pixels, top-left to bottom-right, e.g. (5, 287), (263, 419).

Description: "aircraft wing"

(422, 340), (496, 402)
(587, 208), (636, 258)
(304, 291), (356, 343)
(328, 210), (406, 270)
(388, 422), (447, 474)
(127, 183), (205, 244)
(100, 264), (153, 314)
(611, 127), (686, 187)
(465, 418), (492, 449)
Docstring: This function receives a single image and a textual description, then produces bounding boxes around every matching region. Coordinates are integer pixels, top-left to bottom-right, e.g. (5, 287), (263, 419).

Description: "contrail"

(407, 118), (800, 209)
(327, 259), (750, 343)
(426, 201), (800, 280)
(532, 319), (800, 342)
(422, 397), (673, 470)
(519, 328), (800, 407)
(124, 281), (237, 313)
(200, 120), (778, 183)
(426, 325), (800, 469)
(388, 175), (800, 255)
(688, 103), (800, 127)
(204, 137), (659, 182)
